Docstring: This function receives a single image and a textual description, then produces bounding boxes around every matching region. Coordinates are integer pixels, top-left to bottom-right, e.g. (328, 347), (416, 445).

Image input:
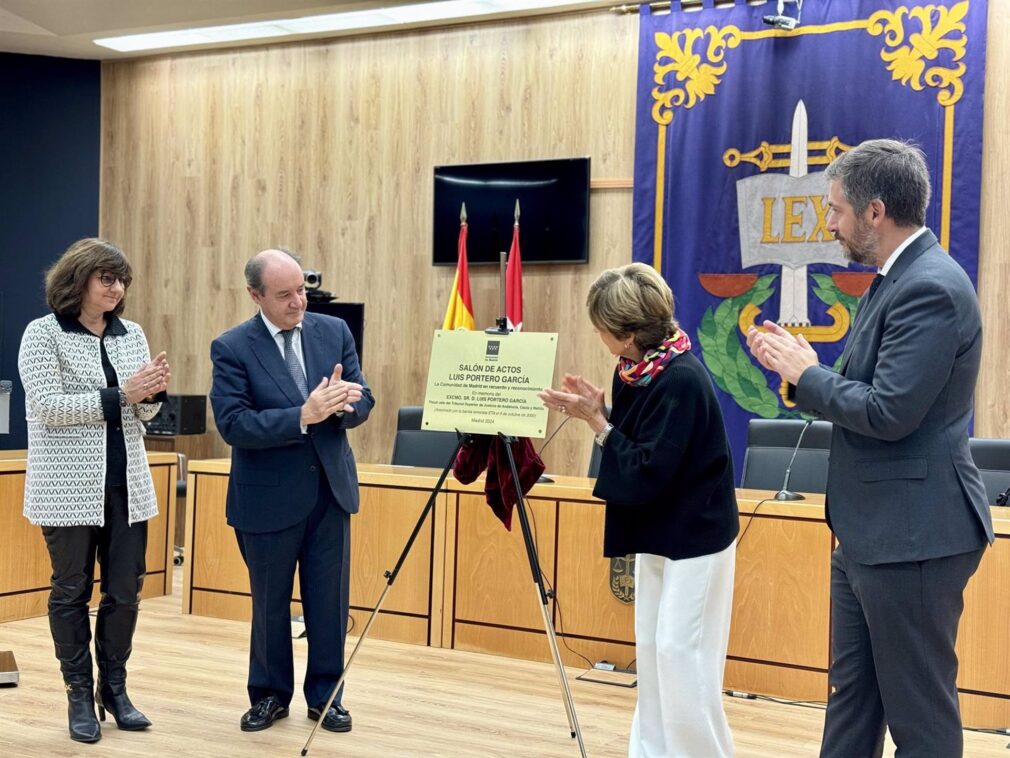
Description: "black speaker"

(146, 394), (207, 436)
(305, 301), (365, 364)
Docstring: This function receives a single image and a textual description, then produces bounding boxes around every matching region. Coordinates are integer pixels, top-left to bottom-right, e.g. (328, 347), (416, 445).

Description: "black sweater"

(593, 350), (739, 561)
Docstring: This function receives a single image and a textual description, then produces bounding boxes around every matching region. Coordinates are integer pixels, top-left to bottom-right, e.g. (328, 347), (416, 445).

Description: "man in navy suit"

(748, 140), (992, 757)
(210, 248), (374, 734)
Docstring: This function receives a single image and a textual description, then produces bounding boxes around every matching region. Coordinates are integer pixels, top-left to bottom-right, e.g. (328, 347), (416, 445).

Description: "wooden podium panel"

(349, 485), (448, 646)
(956, 531), (1010, 726)
(731, 514), (832, 665)
(554, 500), (635, 642)
(0, 468), (51, 623)
(178, 462), (1010, 728)
(144, 462), (177, 597)
(726, 498), (831, 702)
(183, 467), (305, 622)
(0, 453), (177, 623)
(184, 462), (444, 644)
(450, 494), (557, 644)
(188, 472), (248, 596)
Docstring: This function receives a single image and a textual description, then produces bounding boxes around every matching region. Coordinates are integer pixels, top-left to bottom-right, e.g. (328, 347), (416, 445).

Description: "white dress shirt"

(260, 312), (311, 432)
(259, 312), (307, 376)
(879, 226), (928, 277)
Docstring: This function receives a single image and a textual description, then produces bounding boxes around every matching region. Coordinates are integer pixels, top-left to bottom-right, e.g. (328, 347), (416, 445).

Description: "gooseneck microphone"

(775, 419), (815, 501)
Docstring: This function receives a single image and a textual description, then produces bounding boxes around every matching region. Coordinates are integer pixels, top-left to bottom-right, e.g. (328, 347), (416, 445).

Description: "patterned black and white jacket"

(18, 313), (162, 527)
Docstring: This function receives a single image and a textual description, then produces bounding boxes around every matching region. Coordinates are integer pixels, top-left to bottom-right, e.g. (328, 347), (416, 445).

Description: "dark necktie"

(281, 329), (308, 400)
(863, 274), (885, 306)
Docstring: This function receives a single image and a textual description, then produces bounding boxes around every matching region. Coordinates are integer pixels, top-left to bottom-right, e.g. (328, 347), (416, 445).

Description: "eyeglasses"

(97, 272), (131, 288)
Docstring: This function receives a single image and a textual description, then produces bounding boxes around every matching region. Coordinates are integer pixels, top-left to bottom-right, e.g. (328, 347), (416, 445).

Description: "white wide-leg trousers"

(628, 543), (736, 758)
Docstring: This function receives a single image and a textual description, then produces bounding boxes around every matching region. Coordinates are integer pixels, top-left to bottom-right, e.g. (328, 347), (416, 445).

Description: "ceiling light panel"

(94, 0), (595, 54)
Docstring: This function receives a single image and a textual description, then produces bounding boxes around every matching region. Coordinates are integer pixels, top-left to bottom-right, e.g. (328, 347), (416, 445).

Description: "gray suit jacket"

(795, 230), (993, 564)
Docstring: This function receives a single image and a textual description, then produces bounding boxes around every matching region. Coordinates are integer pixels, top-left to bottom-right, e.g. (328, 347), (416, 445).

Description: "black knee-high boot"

(44, 526), (101, 744)
(94, 485), (151, 730)
(95, 601), (150, 729)
(95, 567), (150, 729)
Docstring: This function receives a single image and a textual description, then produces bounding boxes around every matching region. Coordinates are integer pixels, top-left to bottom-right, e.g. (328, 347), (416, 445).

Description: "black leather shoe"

(307, 704), (352, 733)
(240, 695), (289, 732)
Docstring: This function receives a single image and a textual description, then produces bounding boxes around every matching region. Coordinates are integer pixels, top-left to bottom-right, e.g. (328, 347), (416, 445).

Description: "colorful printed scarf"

(617, 329), (691, 387)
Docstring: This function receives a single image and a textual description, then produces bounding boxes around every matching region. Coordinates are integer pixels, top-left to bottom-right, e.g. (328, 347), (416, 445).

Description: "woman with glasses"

(17, 238), (170, 743)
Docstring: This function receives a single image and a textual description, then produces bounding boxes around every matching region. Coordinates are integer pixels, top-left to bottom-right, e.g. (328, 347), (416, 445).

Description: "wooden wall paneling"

(99, 11), (639, 479)
(98, 4), (1010, 466)
(976, 0), (1010, 438)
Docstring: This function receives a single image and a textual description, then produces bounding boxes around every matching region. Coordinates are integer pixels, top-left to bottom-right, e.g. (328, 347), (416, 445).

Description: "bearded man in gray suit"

(748, 139), (993, 757)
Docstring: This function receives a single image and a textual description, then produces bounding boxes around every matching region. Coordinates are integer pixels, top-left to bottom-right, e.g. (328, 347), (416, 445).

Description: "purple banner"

(632, 0), (987, 481)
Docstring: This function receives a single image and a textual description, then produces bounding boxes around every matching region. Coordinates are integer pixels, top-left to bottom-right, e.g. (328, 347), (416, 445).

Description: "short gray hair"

(824, 139), (930, 227)
(587, 262), (677, 352)
(244, 247), (301, 293)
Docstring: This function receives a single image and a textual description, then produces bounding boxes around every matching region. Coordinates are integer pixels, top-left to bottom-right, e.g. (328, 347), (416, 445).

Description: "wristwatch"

(594, 423), (614, 448)
(118, 388), (130, 408)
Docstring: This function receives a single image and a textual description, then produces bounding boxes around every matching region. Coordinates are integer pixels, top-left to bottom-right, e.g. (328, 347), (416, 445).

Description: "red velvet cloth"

(452, 435), (545, 530)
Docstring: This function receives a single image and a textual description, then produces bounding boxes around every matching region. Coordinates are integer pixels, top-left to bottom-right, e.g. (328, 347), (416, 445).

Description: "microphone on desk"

(775, 419), (814, 502)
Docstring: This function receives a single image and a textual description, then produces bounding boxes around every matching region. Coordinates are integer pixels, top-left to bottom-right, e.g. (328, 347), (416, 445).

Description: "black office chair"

(587, 443), (602, 478)
(740, 419), (832, 494)
(969, 437), (1010, 505)
(390, 405), (459, 468)
(585, 405), (612, 478)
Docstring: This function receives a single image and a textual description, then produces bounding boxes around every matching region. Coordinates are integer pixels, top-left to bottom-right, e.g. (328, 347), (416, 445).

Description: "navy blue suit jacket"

(210, 312), (374, 534)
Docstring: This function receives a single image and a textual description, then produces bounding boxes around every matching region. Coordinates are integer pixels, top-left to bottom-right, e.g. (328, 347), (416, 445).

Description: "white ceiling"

(0, 0), (617, 60)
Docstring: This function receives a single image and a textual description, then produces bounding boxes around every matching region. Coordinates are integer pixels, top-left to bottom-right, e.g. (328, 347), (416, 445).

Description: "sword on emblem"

(780, 100), (811, 326)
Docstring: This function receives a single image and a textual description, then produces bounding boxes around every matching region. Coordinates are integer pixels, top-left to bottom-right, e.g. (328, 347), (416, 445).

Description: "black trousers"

(235, 476), (350, 710)
(42, 486), (148, 685)
(820, 545), (984, 758)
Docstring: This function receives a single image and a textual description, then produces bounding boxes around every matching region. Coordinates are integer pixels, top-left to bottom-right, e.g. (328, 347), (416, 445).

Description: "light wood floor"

(0, 570), (1006, 757)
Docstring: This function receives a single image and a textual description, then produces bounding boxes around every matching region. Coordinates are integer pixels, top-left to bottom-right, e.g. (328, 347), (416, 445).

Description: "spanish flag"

(505, 199), (523, 332)
(442, 203), (475, 330)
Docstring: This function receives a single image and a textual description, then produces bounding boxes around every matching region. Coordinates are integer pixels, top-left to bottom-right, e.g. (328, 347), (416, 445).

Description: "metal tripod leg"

(300, 434), (466, 756)
(501, 434), (587, 758)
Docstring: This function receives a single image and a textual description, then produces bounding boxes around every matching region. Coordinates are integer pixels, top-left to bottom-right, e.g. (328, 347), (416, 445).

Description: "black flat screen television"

(432, 157), (590, 266)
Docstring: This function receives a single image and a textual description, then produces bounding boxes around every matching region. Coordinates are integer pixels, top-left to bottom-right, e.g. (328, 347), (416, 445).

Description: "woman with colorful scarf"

(539, 262), (739, 758)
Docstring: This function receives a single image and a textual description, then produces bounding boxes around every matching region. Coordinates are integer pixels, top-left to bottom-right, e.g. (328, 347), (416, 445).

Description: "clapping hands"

(537, 373), (609, 434)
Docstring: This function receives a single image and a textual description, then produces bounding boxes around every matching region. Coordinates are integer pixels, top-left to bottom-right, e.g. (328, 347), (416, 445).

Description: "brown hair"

(586, 262), (677, 352)
(45, 238), (133, 317)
